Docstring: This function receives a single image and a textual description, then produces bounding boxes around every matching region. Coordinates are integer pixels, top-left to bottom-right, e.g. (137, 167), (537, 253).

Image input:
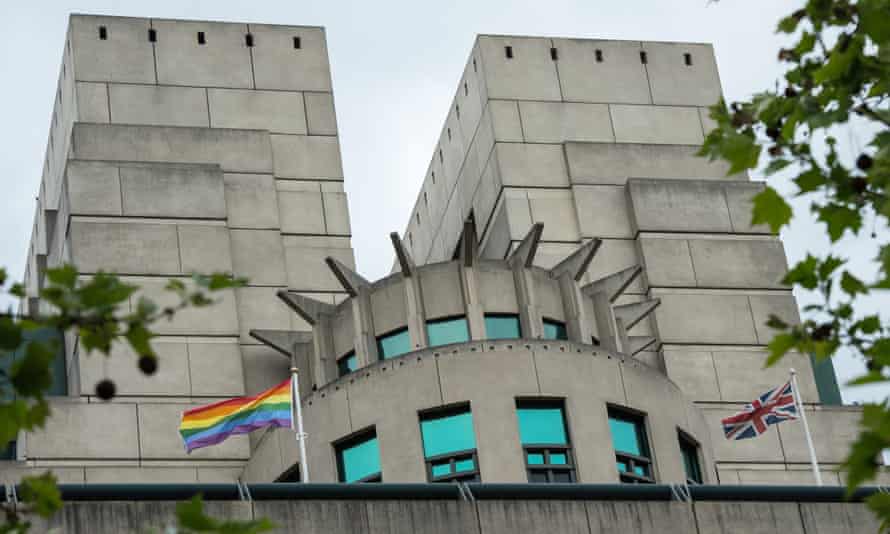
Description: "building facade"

(1, 15), (867, 490)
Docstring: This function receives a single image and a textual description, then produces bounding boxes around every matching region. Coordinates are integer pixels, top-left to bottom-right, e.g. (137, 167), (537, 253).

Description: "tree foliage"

(700, 0), (890, 528)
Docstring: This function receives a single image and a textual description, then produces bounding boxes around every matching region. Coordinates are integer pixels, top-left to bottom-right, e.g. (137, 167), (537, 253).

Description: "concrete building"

(1, 14), (866, 495)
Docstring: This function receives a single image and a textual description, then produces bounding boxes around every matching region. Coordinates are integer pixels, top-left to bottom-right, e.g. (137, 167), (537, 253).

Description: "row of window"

(337, 314), (570, 378)
(501, 45), (694, 66)
(333, 400), (703, 485)
(96, 25), (304, 49)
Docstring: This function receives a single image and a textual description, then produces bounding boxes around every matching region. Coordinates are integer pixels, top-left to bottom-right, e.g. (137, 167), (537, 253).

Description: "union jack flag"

(721, 381), (798, 440)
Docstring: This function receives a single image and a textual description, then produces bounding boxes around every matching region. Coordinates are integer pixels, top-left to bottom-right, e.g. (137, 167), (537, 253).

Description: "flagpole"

(291, 366), (310, 483)
(790, 368), (822, 486)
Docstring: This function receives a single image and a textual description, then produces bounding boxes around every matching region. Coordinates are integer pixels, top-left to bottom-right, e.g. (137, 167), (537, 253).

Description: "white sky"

(1, 0), (886, 403)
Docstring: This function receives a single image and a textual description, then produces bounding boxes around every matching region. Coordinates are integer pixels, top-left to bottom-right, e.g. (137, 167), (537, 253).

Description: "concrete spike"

(249, 329), (313, 357)
(459, 220), (479, 267)
(390, 232), (415, 277)
(613, 298), (661, 330)
(325, 257), (370, 297)
(276, 291), (336, 326)
(550, 238), (602, 281)
(582, 265), (643, 303)
(507, 223), (544, 269)
(627, 336), (657, 357)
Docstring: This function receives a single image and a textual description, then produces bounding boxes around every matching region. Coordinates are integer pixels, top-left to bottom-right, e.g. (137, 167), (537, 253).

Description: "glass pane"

(421, 409), (476, 458)
(542, 320), (567, 341)
(517, 405), (568, 445)
(337, 352), (357, 377)
(431, 462), (452, 478)
(550, 452), (567, 465)
(426, 317), (470, 348)
(529, 471), (549, 483)
(553, 471), (573, 483)
(616, 460), (628, 473)
(1, 327), (66, 397)
(339, 435), (381, 483)
(634, 465), (649, 477)
(681, 439), (702, 483)
(608, 414), (645, 456)
(454, 458), (475, 473)
(527, 452), (545, 465)
(377, 329), (412, 360)
(484, 315), (521, 340)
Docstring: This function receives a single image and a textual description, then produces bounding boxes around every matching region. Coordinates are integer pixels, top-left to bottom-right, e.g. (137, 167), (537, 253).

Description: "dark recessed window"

(639, 50), (648, 64)
(148, 29), (157, 43)
(684, 52), (693, 66)
(543, 319), (568, 341)
(426, 317), (470, 348)
(408, 232), (414, 249)
(98, 26), (107, 40)
(608, 408), (654, 483)
(377, 327), (412, 360)
(516, 400), (576, 483)
(550, 47), (558, 61)
(431, 171), (436, 184)
(416, 212), (421, 224)
(591, 335), (601, 346)
(505, 45), (513, 59)
(447, 128), (452, 141)
(424, 192), (428, 206)
(595, 49), (603, 62)
(679, 432), (702, 484)
(197, 31), (206, 45)
(245, 33), (254, 47)
(473, 58), (477, 72)
(456, 104), (461, 118)
(275, 464), (301, 482)
(335, 428), (382, 483)
(337, 351), (357, 378)
(464, 82), (468, 96)
(438, 149), (443, 163)
(293, 36), (302, 49)
(484, 314), (521, 340)
(420, 405), (479, 482)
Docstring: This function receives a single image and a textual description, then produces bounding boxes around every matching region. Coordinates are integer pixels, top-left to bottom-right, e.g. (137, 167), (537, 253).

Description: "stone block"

(587, 502), (697, 534)
(365, 501), (480, 534)
(582, 238), (644, 292)
(370, 278), (408, 337)
(477, 262), (519, 312)
(489, 100), (524, 142)
(177, 224), (232, 274)
(725, 182), (772, 234)
(109, 84), (209, 127)
(235, 286), (291, 343)
(653, 292), (757, 345)
(572, 185), (633, 239)
(230, 229), (287, 285)
(197, 467), (243, 483)
(627, 179), (733, 234)
(712, 349), (819, 403)
(496, 143), (569, 187)
(518, 101), (614, 143)
(253, 501), (368, 534)
(131, 277), (239, 336)
(662, 349), (721, 401)
(153, 19), (253, 88)
(736, 468), (841, 486)
(566, 142), (737, 185)
(278, 189), (326, 234)
(528, 190), (581, 242)
(208, 89), (306, 134)
(75, 82), (110, 122)
(305, 92), (338, 135)
(27, 401), (139, 458)
(223, 173), (280, 229)
(69, 15), (156, 83)
(610, 104), (704, 145)
(69, 220), (180, 274)
(553, 38), (652, 104)
(242, 431), (285, 482)
(419, 262), (466, 320)
(241, 345), (292, 397)
(638, 238), (696, 287)
(644, 42), (722, 107)
(71, 124), (274, 174)
(250, 25), (332, 91)
(694, 502), (804, 534)
(79, 339), (190, 396)
(477, 36), (562, 101)
(778, 407), (861, 464)
(282, 236), (355, 292)
(138, 403), (249, 459)
(188, 340), (245, 396)
(271, 135), (343, 179)
(688, 238), (788, 289)
(799, 502), (880, 533)
(85, 467), (198, 483)
(66, 161), (122, 215)
(477, 501), (589, 534)
(748, 293), (800, 344)
(323, 190), (351, 235)
(119, 163), (226, 219)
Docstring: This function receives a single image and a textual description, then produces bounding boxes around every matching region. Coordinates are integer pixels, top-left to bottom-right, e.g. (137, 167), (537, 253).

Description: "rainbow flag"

(179, 377), (293, 452)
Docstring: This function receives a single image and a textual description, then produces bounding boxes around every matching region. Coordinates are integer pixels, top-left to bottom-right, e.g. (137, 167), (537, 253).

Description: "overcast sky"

(1, 0), (886, 403)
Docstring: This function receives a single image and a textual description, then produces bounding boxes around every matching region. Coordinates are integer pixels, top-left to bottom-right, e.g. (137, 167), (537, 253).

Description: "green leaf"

(817, 204), (862, 241)
(766, 314), (789, 330)
(766, 333), (798, 367)
(44, 265), (78, 289)
(777, 14), (801, 34)
(751, 187), (793, 233)
(783, 255), (819, 289)
(855, 316), (882, 335)
(859, 0), (890, 44)
(866, 493), (890, 533)
(10, 342), (56, 396)
(0, 316), (23, 351)
(125, 323), (155, 358)
(841, 271), (869, 296)
(721, 131), (761, 174)
(794, 168), (827, 193)
(818, 256), (845, 279)
(19, 472), (62, 518)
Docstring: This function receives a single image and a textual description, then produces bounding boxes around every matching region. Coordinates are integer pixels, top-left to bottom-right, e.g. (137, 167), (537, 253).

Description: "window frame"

(515, 398), (577, 483)
(607, 405), (655, 484)
(542, 318), (568, 341)
(483, 313), (522, 340)
(678, 429), (703, 485)
(336, 350), (357, 378)
(425, 315), (470, 349)
(419, 403), (480, 483)
(334, 427), (382, 483)
(376, 326), (412, 361)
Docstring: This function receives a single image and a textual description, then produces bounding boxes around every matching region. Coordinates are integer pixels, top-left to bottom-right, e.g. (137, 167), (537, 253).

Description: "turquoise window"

(517, 405), (569, 445)
(542, 319), (567, 341)
(608, 408), (653, 483)
(336, 430), (381, 483)
(679, 433), (703, 484)
(609, 415), (646, 456)
(484, 314), (521, 340)
(377, 328), (411, 360)
(420, 408), (476, 458)
(426, 317), (470, 348)
(337, 351), (357, 377)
